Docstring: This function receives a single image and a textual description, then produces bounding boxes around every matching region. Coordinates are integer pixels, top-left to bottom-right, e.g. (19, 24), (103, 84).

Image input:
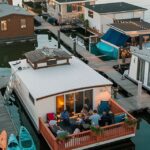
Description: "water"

(0, 33), (150, 150)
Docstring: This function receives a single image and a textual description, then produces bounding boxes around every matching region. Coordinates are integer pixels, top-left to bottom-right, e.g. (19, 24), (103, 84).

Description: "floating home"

(84, 2), (146, 33)
(0, 4), (34, 42)
(9, 48), (136, 150)
(128, 46), (150, 91)
(47, 0), (95, 23)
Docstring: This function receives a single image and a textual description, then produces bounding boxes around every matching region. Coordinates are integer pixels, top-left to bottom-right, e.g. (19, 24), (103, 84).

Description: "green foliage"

(125, 118), (137, 127)
(84, 19), (89, 29)
(79, 14), (84, 22)
(90, 126), (103, 135)
(57, 131), (70, 142)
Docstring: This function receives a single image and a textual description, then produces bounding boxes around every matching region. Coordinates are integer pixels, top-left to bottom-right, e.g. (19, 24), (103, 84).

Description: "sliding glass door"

(56, 89), (93, 115)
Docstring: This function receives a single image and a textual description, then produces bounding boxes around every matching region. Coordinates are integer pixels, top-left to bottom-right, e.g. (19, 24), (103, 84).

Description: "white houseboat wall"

(9, 48), (112, 130)
(128, 46), (150, 91)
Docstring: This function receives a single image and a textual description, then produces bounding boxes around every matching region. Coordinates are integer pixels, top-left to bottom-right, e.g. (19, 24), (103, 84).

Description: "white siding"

(96, 0), (150, 22)
(144, 61), (149, 86)
(84, 8), (101, 33)
(129, 55), (138, 80)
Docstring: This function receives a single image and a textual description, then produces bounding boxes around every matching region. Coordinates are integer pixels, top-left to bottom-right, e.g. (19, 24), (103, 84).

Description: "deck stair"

(4, 75), (15, 103)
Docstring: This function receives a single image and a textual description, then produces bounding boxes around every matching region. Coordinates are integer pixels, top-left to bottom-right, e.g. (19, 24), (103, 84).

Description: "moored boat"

(19, 126), (36, 150)
(0, 130), (7, 150)
(7, 134), (20, 150)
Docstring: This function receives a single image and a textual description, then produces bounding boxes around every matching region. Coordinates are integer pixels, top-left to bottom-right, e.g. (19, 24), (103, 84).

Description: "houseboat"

(128, 46), (150, 91)
(9, 48), (136, 150)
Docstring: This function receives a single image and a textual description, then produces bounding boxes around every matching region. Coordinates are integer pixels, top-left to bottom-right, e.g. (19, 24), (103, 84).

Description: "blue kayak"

(7, 134), (20, 150)
(19, 126), (36, 150)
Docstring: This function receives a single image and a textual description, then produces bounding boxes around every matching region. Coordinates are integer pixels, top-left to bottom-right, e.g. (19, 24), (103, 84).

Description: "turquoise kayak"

(7, 134), (20, 150)
(19, 126), (36, 150)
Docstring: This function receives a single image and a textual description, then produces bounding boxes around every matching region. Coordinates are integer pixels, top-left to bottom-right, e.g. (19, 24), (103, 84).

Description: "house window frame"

(1, 20), (7, 31)
(88, 10), (93, 18)
(56, 89), (93, 115)
(20, 19), (27, 29)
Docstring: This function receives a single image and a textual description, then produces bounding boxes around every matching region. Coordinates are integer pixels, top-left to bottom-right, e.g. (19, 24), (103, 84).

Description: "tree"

(83, 19), (89, 35)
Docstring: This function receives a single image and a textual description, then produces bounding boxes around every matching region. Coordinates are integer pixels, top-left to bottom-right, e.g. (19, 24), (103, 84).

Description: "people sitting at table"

(89, 110), (101, 126)
(81, 104), (89, 118)
(99, 111), (114, 126)
(60, 109), (70, 126)
(73, 125), (81, 134)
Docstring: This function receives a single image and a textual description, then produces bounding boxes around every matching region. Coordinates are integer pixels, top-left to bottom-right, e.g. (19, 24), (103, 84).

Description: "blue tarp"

(101, 28), (129, 47)
(96, 42), (118, 59)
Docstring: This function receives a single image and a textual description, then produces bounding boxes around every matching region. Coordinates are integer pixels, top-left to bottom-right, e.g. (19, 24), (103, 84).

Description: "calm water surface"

(0, 34), (150, 150)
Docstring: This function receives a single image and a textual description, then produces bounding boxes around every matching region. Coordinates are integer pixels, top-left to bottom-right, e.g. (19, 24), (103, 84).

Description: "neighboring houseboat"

(8, 48), (136, 150)
(96, 18), (150, 59)
(128, 46), (150, 91)
(47, 0), (95, 23)
(0, 4), (35, 42)
(0, 0), (12, 5)
(84, 2), (146, 33)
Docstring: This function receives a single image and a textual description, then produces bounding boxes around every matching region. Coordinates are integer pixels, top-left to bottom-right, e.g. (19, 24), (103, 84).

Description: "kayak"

(7, 134), (20, 150)
(0, 130), (7, 150)
(19, 126), (36, 150)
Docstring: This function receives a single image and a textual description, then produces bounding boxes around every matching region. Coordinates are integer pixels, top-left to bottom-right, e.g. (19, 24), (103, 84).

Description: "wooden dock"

(0, 92), (17, 135)
(35, 22), (150, 112)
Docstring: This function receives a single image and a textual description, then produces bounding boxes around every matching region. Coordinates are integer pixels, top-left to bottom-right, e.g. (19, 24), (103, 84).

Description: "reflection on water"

(0, 33), (150, 150)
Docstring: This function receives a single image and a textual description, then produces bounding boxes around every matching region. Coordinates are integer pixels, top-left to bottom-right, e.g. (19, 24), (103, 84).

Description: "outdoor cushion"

(97, 101), (110, 114)
(47, 113), (55, 122)
(114, 113), (126, 123)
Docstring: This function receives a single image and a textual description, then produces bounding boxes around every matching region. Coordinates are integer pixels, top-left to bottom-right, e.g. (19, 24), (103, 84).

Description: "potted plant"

(90, 125), (103, 136)
(56, 131), (70, 144)
(125, 117), (137, 128)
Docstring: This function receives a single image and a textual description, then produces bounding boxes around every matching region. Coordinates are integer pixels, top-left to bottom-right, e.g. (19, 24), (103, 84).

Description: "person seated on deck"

(99, 111), (113, 126)
(89, 110), (101, 126)
(81, 104), (89, 118)
(60, 109), (70, 126)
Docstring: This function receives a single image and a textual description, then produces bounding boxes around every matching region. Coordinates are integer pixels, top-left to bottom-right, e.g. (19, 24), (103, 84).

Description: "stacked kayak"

(19, 126), (36, 150)
(1, 126), (36, 150)
(7, 134), (20, 150)
(0, 130), (7, 150)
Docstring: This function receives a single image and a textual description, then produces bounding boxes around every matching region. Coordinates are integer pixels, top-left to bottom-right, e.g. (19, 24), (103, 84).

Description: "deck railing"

(39, 99), (136, 150)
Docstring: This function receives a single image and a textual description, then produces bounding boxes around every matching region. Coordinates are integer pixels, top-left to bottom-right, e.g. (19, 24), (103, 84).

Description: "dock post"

(73, 39), (77, 56)
(137, 81), (142, 108)
(58, 30), (61, 49)
(139, 35), (143, 50)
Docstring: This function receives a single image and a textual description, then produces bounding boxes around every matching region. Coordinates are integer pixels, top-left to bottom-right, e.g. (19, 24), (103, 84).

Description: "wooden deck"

(0, 92), (17, 135)
(36, 21), (150, 112)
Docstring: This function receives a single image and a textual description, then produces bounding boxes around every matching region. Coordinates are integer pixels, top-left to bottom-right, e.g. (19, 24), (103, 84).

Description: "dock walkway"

(0, 92), (17, 135)
(36, 22), (150, 112)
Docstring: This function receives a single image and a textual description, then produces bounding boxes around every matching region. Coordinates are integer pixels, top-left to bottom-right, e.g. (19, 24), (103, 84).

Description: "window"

(56, 90), (93, 115)
(1, 20), (7, 31)
(84, 89), (93, 109)
(29, 93), (34, 104)
(67, 4), (72, 12)
(75, 92), (83, 113)
(147, 63), (150, 87)
(21, 19), (26, 29)
(88, 10), (93, 18)
(56, 95), (64, 114)
(66, 93), (74, 115)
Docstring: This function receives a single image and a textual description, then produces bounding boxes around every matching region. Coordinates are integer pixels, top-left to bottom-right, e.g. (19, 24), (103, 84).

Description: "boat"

(19, 126), (36, 150)
(0, 130), (7, 150)
(7, 134), (20, 150)
(8, 48), (137, 150)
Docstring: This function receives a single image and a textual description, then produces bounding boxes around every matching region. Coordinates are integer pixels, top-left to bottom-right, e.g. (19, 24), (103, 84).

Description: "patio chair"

(97, 101), (110, 115)
(47, 112), (56, 123)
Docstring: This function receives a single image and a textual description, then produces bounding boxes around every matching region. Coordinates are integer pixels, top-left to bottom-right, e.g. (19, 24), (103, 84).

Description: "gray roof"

(0, 4), (33, 18)
(85, 2), (146, 14)
(110, 19), (150, 32)
(131, 46), (150, 62)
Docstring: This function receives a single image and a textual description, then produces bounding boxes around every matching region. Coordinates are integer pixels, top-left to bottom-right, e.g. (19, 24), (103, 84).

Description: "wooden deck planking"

(0, 93), (17, 135)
